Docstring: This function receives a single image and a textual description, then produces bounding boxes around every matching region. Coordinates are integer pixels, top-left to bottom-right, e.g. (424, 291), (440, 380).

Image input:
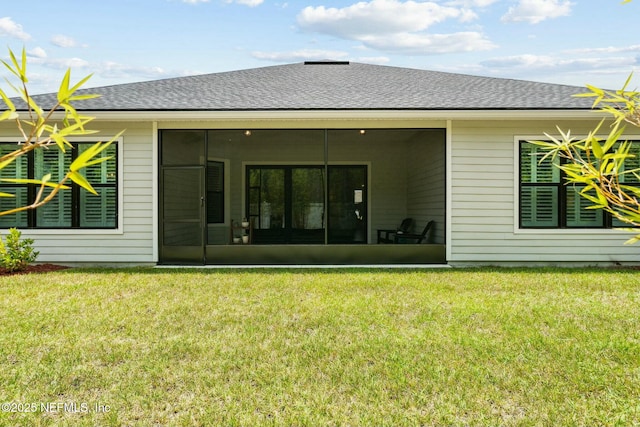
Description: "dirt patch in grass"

(0, 263), (70, 275)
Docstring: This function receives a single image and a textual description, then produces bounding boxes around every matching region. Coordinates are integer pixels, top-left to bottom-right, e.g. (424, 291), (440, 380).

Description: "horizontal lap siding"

(0, 122), (155, 264)
(450, 119), (639, 264)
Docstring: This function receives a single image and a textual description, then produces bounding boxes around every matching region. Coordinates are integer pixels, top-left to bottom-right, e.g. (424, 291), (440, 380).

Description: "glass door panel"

(247, 165), (366, 244)
(328, 166), (367, 243)
(291, 168), (325, 243)
(249, 168), (286, 243)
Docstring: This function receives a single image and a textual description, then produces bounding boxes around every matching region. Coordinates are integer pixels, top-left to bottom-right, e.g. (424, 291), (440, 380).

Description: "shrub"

(0, 228), (39, 272)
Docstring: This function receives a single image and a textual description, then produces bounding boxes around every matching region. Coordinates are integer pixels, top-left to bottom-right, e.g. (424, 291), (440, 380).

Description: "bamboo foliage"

(0, 48), (123, 217)
(531, 76), (640, 244)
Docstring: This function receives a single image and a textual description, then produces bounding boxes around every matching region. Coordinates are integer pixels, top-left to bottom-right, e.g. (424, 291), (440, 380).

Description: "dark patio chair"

(393, 220), (434, 244)
(377, 218), (414, 243)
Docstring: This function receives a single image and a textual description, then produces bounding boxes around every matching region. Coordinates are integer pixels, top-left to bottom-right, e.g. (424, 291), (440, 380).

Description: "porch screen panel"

(162, 168), (203, 247)
(161, 130), (206, 166)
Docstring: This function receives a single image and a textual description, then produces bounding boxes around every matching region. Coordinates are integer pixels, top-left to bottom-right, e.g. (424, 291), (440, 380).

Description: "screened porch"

(159, 128), (446, 265)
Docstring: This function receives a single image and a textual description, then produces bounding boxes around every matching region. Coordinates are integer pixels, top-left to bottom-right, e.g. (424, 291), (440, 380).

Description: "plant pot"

(242, 235), (249, 244)
(233, 237), (241, 244)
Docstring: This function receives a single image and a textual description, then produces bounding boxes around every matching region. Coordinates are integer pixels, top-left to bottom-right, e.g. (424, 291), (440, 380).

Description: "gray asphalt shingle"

(25, 61), (595, 111)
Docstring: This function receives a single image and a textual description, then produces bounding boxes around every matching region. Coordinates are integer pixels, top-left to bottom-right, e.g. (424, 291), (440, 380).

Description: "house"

(1, 60), (637, 266)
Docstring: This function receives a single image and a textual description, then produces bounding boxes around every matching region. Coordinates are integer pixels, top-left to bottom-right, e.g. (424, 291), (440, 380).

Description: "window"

(0, 141), (118, 229)
(519, 140), (640, 229)
(206, 160), (224, 224)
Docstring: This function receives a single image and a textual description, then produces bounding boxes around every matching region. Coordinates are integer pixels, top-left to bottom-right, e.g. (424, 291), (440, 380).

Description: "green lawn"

(0, 267), (639, 426)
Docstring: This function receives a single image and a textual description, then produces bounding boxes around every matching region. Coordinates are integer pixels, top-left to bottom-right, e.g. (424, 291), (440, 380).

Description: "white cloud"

(51, 34), (78, 48)
(298, 0), (476, 39)
(361, 31), (495, 54)
(182, 0), (210, 3)
(239, 0), (264, 5)
(33, 57), (91, 70)
(96, 61), (170, 79)
(252, 49), (349, 62)
(0, 17), (31, 41)
(567, 45), (640, 55)
(296, 0), (492, 55)
(479, 53), (637, 82)
(501, 0), (573, 24)
(355, 56), (390, 64)
(445, 0), (499, 6)
(225, 0), (264, 6)
(27, 47), (47, 59)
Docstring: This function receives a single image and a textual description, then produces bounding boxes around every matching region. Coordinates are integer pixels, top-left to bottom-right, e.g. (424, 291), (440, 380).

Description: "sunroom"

(159, 127), (446, 265)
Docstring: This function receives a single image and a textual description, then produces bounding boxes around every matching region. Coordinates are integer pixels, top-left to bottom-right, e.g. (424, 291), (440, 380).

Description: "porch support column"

(324, 128), (329, 245)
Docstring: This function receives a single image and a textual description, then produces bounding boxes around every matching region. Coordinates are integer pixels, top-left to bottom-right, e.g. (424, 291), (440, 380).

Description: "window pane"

(206, 161), (224, 224)
(520, 143), (559, 183)
(619, 141), (640, 184)
(0, 143), (28, 179)
(566, 186), (603, 227)
(36, 188), (71, 227)
(521, 186), (558, 227)
(80, 187), (116, 227)
(80, 143), (117, 184)
(35, 149), (72, 227)
(35, 147), (71, 181)
(0, 186), (28, 228)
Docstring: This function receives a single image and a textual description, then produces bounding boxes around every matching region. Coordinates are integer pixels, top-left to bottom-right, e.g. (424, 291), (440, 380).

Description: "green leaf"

(0, 158), (16, 170)
(0, 178), (71, 190)
(591, 138), (603, 159)
(69, 131), (122, 172)
(0, 110), (19, 121)
(624, 233), (640, 245)
(80, 156), (113, 169)
(57, 69), (71, 103)
(68, 171), (96, 195)
(68, 93), (100, 102)
(0, 87), (16, 111)
(68, 73), (94, 96)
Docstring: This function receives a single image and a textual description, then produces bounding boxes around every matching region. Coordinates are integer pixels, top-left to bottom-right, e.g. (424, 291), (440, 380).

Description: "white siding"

(0, 121), (156, 264)
(449, 119), (640, 265)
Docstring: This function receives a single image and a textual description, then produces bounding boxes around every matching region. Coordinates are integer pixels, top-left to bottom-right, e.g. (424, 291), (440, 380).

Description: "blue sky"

(1, 0), (639, 95)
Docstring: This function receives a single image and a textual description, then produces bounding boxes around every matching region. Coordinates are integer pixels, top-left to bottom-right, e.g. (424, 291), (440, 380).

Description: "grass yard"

(0, 267), (639, 426)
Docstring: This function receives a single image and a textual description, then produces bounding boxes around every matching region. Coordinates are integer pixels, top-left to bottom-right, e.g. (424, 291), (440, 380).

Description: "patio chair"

(392, 220), (434, 244)
(377, 218), (414, 243)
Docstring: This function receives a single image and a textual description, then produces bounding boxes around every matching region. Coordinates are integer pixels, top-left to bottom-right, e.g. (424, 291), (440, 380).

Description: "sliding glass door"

(248, 166), (325, 244)
(247, 165), (367, 244)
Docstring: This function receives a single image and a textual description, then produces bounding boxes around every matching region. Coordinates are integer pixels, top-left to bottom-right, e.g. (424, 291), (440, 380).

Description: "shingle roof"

(27, 61), (594, 111)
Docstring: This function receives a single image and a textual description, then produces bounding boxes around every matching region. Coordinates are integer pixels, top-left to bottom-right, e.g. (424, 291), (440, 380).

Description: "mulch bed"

(0, 264), (71, 276)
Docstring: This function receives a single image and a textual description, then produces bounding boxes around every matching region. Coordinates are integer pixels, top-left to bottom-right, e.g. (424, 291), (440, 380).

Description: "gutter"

(17, 109), (605, 122)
